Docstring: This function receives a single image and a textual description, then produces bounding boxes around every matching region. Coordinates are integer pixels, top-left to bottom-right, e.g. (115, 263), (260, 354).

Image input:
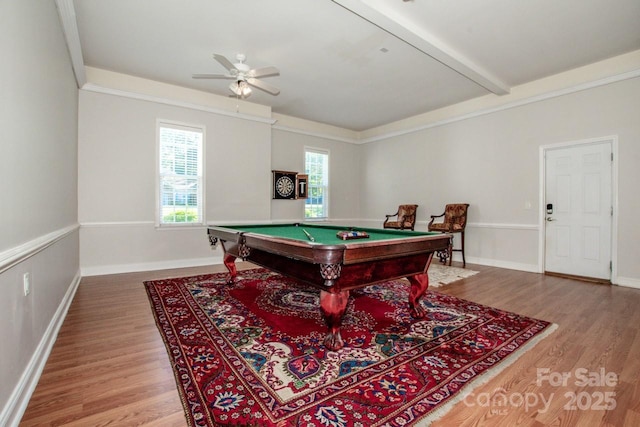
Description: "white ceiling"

(69, 0), (640, 131)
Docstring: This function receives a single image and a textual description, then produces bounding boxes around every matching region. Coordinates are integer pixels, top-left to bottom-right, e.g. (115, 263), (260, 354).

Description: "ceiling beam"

(332, 0), (510, 96)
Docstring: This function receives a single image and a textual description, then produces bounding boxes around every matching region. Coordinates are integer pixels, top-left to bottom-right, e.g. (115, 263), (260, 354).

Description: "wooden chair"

(383, 204), (418, 231)
(428, 203), (469, 267)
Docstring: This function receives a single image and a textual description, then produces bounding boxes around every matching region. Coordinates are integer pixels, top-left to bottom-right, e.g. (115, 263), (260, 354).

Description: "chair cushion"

(429, 222), (464, 232)
(384, 221), (413, 229)
(428, 222), (449, 231)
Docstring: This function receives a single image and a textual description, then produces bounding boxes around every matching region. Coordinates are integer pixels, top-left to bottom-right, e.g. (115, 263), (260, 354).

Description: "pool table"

(207, 223), (451, 350)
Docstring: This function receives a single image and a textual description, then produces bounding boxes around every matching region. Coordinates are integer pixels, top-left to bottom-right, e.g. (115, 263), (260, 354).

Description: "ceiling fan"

(192, 53), (280, 98)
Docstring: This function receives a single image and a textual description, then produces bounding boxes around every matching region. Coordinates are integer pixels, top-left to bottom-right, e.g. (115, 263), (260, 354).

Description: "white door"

(544, 141), (612, 280)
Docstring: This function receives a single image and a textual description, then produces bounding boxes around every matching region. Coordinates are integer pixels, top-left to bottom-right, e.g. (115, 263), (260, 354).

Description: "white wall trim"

(272, 124), (358, 144)
(0, 270), (81, 427)
(82, 68), (640, 146)
(79, 252), (535, 278)
(80, 221), (156, 228)
(79, 68), (639, 147)
(0, 224), (79, 275)
(464, 256), (539, 273)
(78, 220), (636, 282)
(79, 220), (283, 228)
(465, 222), (539, 231)
(616, 277), (640, 289)
(81, 256), (222, 277)
(81, 83), (277, 125)
(54, 0), (86, 87)
(275, 69), (639, 144)
(360, 219), (539, 231)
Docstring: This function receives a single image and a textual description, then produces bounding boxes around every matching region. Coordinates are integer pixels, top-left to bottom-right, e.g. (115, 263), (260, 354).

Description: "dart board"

(272, 171), (297, 199)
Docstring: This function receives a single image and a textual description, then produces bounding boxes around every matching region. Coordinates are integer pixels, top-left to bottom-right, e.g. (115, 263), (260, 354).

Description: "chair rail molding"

(467, 222), (539, 231)
(0, 224), (79, 275)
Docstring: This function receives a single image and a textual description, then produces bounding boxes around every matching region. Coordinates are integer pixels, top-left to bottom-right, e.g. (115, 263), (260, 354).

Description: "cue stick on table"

(302, 228), (315, 242)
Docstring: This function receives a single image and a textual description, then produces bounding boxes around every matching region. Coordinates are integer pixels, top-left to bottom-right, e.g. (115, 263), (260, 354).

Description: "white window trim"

(156, 119), (206, 228)
(304, 146), (330, 220)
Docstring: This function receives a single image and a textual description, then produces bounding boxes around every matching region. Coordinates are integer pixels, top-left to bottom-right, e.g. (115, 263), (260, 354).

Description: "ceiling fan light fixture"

(229, 80), (252, 97)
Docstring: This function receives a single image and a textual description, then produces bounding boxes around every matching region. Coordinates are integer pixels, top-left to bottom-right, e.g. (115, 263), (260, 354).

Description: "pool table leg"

(407, 274), (429, 319)
(406, 253), (434, 319)
(223, 253), (238, 284)
(319, 289), (349, 351)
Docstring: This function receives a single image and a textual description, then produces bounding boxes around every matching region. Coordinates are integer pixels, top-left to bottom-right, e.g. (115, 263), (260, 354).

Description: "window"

(305, 148), (329, 219)
(157, 121), (204, 225)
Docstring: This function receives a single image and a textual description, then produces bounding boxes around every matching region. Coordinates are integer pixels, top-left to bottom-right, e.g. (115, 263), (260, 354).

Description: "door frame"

(538, 135), (619, 283)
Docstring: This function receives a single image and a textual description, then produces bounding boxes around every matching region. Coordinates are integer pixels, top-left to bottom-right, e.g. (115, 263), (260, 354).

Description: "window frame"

(304, 146), (329, 220)
(156, 119), (206, 228)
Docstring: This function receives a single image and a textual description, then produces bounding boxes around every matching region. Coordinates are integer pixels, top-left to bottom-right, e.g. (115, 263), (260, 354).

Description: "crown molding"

(55, 0), (86, 87)
(272, 124), (358, 144)
(82, 68), (640, 143)
(81, 83), (278, 125)
(359, 68), (640, 144)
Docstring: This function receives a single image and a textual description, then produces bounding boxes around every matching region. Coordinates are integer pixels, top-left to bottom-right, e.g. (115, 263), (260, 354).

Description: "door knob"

(546, 217), (556, 222)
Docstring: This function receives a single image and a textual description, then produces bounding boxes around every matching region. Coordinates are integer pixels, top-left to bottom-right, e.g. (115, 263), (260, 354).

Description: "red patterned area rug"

(144, 268), (555, 426)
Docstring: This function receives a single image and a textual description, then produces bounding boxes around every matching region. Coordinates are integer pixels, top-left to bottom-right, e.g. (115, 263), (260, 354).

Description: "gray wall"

(271, 128), (361, 222)
(77, 91), (365, 275)
(78, 90), (273, 275)
(359, 77), (640, 281)
(77, 76), (640, 284)
(0, 1), (80, 424)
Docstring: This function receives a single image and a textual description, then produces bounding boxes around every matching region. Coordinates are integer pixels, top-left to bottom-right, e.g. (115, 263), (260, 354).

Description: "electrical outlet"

(23, 272), (31, 296)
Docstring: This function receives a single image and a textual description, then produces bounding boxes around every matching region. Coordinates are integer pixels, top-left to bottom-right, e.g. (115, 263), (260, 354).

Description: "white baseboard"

(81, 249), (541, 278)
(616, 276), (640, 289)
(1, 270), (81, 427)
(81, 256), (223, 277)
(80, 250), (634, 288)
(463, 255), (540, 273)
(462, 255), (640, 287)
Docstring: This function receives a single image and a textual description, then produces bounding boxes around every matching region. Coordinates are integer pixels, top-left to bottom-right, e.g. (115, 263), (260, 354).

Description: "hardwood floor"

(20, 263), (640, 426)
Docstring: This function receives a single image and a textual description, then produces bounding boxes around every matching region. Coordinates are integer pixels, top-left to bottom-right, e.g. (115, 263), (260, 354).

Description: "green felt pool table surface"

(218, 223), (441, 245)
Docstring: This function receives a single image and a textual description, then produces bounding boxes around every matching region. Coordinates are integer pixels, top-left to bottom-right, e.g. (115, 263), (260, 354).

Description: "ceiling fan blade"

(213, 54), (236, 73)
(192, 73), (234, 79)
(248, 66), (280, 78)
(247, 78), (280, 95)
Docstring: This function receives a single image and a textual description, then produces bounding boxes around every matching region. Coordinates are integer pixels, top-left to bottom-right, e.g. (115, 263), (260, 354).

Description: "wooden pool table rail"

(207, 225), (451, 350)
